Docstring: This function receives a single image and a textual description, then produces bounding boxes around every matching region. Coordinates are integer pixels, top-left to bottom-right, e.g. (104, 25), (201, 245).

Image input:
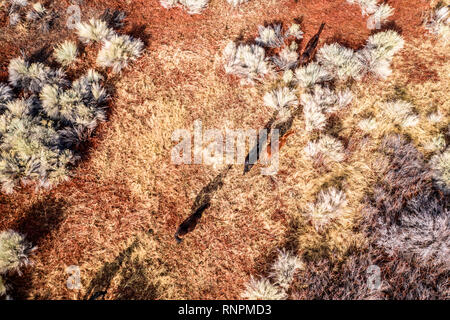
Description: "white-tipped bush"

(305, 187), (347, 231)
(263, 87), (298, 111)
(316, 43), (363, 81)
(428, 111), (443, 123)
(0, 230), (34, 275)
(54, 40), (78, 67)
(160, 0), (179, 9)
(424, 134), (446, 152)
(295, 62), (333, 88)
(8, 57), (68, 93)
(226, 0), (249, 6)
(273, 46), (299, 70)
(0, 84), (13, 107)
(0, 275), (6, 296)
(223, 42), (272, 85)
(358, 117), (377, 132)
(367, 3), (394, 29)
(270, 250), (303, 290)
(285, 23), (303, 40)
(430, 147), (450, 194)
(382, 100), (419, 128)
(179, 0), (209, 14)
(76, 18), (115, 44)
(426, 6), (450, 43)
(304, 135), (345, 164)
(97, 34), (144, 73)
(255, 24), (283, 48)
(242, 276), (287, 300)
(347, 0), (378, 15)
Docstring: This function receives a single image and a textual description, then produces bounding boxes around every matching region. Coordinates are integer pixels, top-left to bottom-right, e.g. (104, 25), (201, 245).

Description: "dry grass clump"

(255, 24), (284, 48)
(295, 62), (332, 88)
(97, 34), (144, 73)
(0, 230), (34, 274)
(425, 5), (450, 43)
(346, 0), (394, 29)
(316, 43), (363, 81)
(53, 40), (78, 67)
(430, 147), (450, 195)
(381, 100), (419, 128)
(160, 0), (209, 15)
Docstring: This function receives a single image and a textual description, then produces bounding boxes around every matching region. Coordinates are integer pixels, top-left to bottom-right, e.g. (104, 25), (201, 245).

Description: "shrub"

(425, 5), (450, 43)
(255, 24), (283, 48)
(54, 40), (78, 67)
(160, 0), (179, 9)
(179, 0), (209, 14)
(382, 100), (419, 128)
(263, 87), (298, 111)
(358, 118), (377, 132)
(0, 275), (6, 297)
(305, 187), (347, 232)
(226, 0), (249, 6)
(295, 62), (332, 88)
(316, 43), (363, 81)
(0, 230), (34, 275)
(76, 18), (115, 44)
(304, 135), (345, 163)
(270, 250), (303, 290)
(1, 56), (108, 193)
(241, 276), (287, 300)
(272, 45), (299, 70)
(430, 147), (450, 194)
(285, 23), (304, 40)
(367, 3), (394, 29)
(223, 42), (272, 84)
(97, 34), (144, 73)
(8, 57), (68, 93)
(25, 2), (55, 33)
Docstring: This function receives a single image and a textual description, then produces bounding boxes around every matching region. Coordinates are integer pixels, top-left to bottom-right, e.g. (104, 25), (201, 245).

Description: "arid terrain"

(0, 0), (448, 299)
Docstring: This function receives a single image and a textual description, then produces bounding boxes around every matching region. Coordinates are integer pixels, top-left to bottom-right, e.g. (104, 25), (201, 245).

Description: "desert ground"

(0, 0), (448, 299)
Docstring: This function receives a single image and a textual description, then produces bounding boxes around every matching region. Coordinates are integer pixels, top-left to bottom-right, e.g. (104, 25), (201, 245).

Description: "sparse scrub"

(263, 87), (298, 111)
(26, 2), (55, 33)
(0, 230), (34, 274)
(272, 44), (299, 70)
(226, 0), (249, 6)
(285, 23), (304, 40)
(160, 0), (208, 14)
(358, 118), (377, 132)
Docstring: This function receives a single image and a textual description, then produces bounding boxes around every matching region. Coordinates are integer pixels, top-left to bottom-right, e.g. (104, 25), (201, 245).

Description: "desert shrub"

(96, 34), (144, 73)
(76, 18), (115, 44)
(25, 2), (56, 33)
(263, 87), (298, 111)
(8, 57), (68, 93)
(364, 135), (449, 269)
(223, 42), (272, 84)
(357, 30), (404, 79)
(0, 230), (34, 274)
(0, 275), (6, 297)
(270, 250), (303, 290)
(242, 276), (287, 300)
(226, 0), (249, 6)
(255, 24), (283, 48)
(0, 56), (108, 193)
(430, 147), (450, 194)
(301, 86), (352, 132)
(284, 23), (304, 40)
(295, 62), (332, 88)
(381, 100), (419, 128)
(425, 5), (450, 43)
(347, 0), (394, 29)
(304, 135), (345, 164)
(272, 43), (299, 70)
(159, 0), (208, 14)
(54, 40), (78, 67)
(304, 187), (348, 232)
(316, 43), (363, 81)
(358, 117), (377, 132)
